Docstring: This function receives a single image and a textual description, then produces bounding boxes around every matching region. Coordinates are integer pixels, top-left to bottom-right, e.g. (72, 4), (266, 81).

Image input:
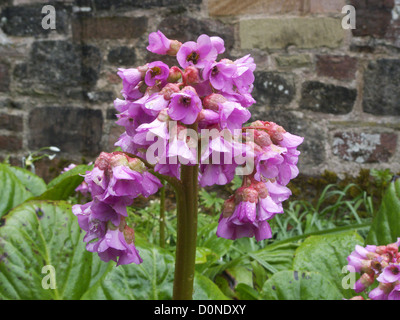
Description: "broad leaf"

(34, 164), (92, 201)
(235, 283), (260, 300)
(47, 164), (92, 188)
(0, 163), (33, 218)
(250, 242), (299, 275)
(366, 178), (400, 245)
(193, 272), (230, 300)
(197, 222), (232, 258)
(261, 270), (342, 300)
(195, 247), (215, 264)
(0, 200), (101, 300)
(7, 166), (47, 196)
(292, 231), (363, 299)
(81, 245), (175, 300)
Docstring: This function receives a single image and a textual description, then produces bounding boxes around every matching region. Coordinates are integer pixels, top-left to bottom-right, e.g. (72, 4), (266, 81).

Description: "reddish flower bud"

(184, 66), (201, 86)
(203, 93), (227, 111)
(167, 66), (182, 83)
(167, 40), (182, 56)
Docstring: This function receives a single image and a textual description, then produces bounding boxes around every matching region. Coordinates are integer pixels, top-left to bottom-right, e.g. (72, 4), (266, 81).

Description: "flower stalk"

(173, 123), (199, 300)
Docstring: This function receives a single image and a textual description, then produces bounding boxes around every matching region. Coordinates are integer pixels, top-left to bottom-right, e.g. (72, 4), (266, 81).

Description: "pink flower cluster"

(347, 239), (400, 300)
(114, 31), (255, 183)
(72, 152), (162, 265)
(216, 121), (303, 241)
(72, 31), (304, 265)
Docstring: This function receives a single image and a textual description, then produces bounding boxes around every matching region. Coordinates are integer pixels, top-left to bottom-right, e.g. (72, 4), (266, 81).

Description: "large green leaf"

(292, 231), (364, 299)
(366, 178), (400, 245)
(193, 272), (230, 300)
(33, 164), (92, 201)
(0, 200), (102, 300)
(7, 166), (47, 196)
(261, 270), (342, 300)
(81, 244), (175, 300)
(197, 222), (232, 258)
(250, 242), (299, 275)
(0, 163), (33, 218)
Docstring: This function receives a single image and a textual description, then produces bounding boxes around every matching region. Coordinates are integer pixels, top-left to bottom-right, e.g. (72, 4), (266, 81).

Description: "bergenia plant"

(72, 31), (304, 300)
(347, 238), (400, 300)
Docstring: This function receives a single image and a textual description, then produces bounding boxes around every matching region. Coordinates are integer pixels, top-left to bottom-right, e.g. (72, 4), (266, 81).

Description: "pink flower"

(147, 30), (171, 55)
(388, 284), (400, 300)
(117, 68), (145, 100)
(167, 87), (202, 124)
(202, 60), (237, 91)
(377, 264), (400, 283)
(177, 34), (218, 69)
(144, 61), (170, 87)
(219, 101), (251, 131)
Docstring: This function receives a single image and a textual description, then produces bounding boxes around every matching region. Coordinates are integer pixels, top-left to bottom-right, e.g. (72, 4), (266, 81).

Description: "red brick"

(0, 113), (23, 132)
(0, 63), (10, 92)
(316, 55), (358, 80)
(350, 0), (394, 38)
(0, 134), (22, 151)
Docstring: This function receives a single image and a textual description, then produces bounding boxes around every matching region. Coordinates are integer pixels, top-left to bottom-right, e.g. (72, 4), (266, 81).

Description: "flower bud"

(349, 296), (366, 300)
(354, 273), (375, 293)
(184, 66), (201, 85)
(203, 93), (227, 111)
(161, 82), (181, 100)
(222, 196), (235, 218)
(95, 152), (113, 171)
(254, 130), (272, 147)
(167, 66), (182, 83)
(252, 181), (268, 199)
(236, 186), (258, 203)
(167, 40), (182, 56)
(109, 152), (129, 168)
(123, 226), (135, 244)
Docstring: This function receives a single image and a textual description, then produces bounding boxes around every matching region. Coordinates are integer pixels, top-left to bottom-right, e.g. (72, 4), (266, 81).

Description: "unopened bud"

(237, 187), (258, 203)
(349, 296), (365, 300)
(167, 40), (182, 56)
(252, 181), (268, 199)
(127, 157), (146, 173)
(167, 66), (182, 83)
(355, 273), (374, 292)
(184, 66), (201, 85)
(376, 246), (387, 255)
(95, 152), (113, 171)
(109, 152), (129, 168)
(161, 82), (181, 99)
(222, 196), (235, 218)
(203, 93), (227, 111)
(123, 226), (135, 244)
(254, 130), (272, 147)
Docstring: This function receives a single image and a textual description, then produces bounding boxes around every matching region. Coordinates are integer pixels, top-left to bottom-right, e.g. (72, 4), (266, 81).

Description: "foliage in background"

(1, 160), (399, 300)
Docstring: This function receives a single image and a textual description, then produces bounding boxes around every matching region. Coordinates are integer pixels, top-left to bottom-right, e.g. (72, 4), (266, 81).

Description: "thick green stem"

(172, 163), (199, 300)
(159, 182), (166, 249)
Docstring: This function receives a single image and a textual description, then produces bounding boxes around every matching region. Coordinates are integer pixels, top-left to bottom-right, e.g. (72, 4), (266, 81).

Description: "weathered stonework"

(0, 4), (70, 37)
(14, 40), (101, 94)
(300, 82), (357, 115)
(316, 55), (358, 81)
(332, 132), (397, 163)
(240, 18), (345, 50)
(363, 59), (400, 116)
(28, 107), (103, 156)
(0, 0), (399, 178)
(252, 71), (295, 107)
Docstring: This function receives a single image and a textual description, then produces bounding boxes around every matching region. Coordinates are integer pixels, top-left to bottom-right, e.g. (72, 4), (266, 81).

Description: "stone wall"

(0, 0), (399, 180)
